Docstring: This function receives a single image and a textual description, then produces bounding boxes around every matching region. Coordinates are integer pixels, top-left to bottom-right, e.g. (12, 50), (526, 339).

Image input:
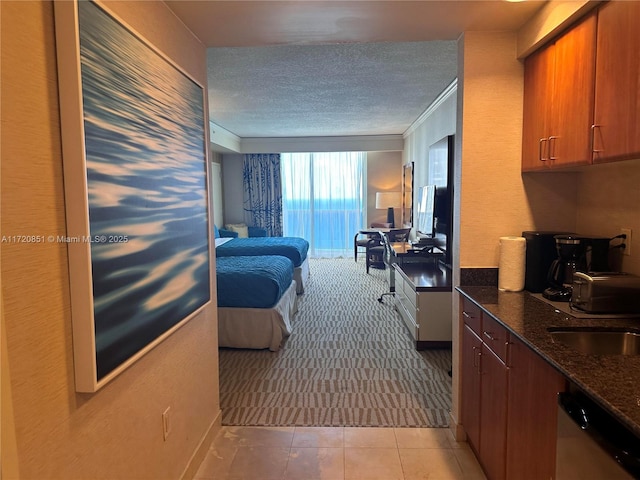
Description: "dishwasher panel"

(556, 390), (640, 479)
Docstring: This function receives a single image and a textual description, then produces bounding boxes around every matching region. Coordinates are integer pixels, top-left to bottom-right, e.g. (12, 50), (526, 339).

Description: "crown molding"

(403, 79), (458, 138)
(209, 121), (241, 153)
(239, 135), (404, 153)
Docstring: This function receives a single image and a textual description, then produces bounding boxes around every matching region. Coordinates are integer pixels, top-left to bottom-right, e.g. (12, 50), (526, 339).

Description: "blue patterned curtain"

(242, 154), (283, 236)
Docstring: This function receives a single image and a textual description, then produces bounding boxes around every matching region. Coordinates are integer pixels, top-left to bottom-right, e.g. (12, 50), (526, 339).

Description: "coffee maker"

(522, 231), (574, 293)
(542, 234), (611, 301)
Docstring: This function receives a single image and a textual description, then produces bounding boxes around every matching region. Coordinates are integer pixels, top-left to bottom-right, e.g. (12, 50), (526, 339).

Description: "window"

(281, 152), (366, 258)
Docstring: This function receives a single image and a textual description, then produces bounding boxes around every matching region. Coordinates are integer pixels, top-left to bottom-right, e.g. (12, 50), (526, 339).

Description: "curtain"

(281, 152), (366, 258)
(242, 154), (283, 236)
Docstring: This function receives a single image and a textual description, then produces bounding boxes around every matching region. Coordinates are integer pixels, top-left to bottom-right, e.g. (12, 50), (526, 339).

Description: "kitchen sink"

(548, 327), (640, 355)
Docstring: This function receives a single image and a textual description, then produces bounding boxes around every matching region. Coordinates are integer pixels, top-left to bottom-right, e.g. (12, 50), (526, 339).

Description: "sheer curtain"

(281, 152), (366, 258)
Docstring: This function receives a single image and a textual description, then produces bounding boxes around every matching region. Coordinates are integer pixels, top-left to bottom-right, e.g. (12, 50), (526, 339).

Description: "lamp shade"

(375, 191), (402, 227)
(375, 191), (402, 209)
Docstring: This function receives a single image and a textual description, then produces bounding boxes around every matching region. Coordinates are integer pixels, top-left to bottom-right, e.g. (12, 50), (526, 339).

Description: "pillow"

(225, 223), (249, 238)
(214, 224), (220, 238)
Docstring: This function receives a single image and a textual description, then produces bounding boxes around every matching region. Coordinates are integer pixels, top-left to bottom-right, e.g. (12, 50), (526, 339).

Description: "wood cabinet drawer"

(461, 296), (482, 336)
(481, 314), (508, 362)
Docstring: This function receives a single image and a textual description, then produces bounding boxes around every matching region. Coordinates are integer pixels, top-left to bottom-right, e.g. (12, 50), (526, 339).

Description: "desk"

(382, 241), (451, 349)
(385, 241), (442, 294)
(393, 262), (452, 350)
(388, 241), (445, 266)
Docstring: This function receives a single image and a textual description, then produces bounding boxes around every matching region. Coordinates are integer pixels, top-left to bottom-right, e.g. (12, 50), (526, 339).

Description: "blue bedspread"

(215, 237), (309, 267)
(216, 255), (294, 308)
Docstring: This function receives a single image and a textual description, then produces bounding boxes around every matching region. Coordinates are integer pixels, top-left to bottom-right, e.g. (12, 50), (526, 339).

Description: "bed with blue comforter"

(216, 255), (299, 351)
(215, 236), (310, 293)
(216, 255), (293, 308)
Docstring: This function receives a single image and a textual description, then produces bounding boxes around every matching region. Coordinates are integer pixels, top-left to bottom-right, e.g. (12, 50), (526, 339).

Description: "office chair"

(366, 228), (410, 274)
(354, 222), (392, 262)
(375, 230), (409, 303)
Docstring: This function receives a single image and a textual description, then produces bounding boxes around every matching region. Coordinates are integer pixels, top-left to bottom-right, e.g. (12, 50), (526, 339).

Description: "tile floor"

(195, 426), (486, 480)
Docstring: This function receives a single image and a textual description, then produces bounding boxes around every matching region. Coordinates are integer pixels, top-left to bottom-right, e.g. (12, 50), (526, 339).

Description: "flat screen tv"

(427, 135), (454, 268)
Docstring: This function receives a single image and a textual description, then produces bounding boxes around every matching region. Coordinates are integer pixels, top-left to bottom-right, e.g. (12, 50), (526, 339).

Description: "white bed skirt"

(294, 257), (310, 294)
(218, 280), (298, 351)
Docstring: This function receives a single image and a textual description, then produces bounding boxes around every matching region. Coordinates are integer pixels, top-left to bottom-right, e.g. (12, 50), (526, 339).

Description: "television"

(427, 135), (454, 268)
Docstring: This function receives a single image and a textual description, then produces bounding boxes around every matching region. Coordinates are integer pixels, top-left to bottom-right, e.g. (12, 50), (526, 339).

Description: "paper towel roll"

(498, 236), (526, 292)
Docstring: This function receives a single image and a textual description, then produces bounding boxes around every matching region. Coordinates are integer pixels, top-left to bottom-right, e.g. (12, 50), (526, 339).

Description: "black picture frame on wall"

(54, 0), (212, 392)
(428, 135), (455, 269)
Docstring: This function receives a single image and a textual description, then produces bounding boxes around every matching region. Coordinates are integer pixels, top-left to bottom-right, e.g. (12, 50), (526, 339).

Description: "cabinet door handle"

(591, 124), (603, 156)
(505, 341), (513, 368)
(539, 138), (548, 162)
(548, 136), (558, 161)
(471, 348), (482, 374)
(462, 311), (474, 320)
(483, 331), (495, 341)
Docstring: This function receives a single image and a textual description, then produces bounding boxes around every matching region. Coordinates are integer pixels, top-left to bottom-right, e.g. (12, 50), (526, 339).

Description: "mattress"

(215, 237), (309, 267)
(216, 255), (294, 308)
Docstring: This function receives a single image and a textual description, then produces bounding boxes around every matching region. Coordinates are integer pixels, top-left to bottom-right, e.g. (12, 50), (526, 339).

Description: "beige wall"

(221, 154), (245, 225)
(1, 2), (220, 478)
(457, 32), (579, 269)
(366, 152), (403, 226)
(403, 86), (457, 180)
(402, 84), (457, 241)
(575, 159), (640, 274)
(451, 30), (579, 434)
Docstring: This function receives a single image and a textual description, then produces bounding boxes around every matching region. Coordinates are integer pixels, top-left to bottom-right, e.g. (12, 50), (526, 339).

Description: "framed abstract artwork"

(54, 0), (211, 392)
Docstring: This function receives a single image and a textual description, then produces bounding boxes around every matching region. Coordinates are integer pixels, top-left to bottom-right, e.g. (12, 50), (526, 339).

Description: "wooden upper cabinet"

(522, 13), (597, 171)
(593, 1), (640, 163)
(550, 13), (597, 167)
(522, 43), (555, 171)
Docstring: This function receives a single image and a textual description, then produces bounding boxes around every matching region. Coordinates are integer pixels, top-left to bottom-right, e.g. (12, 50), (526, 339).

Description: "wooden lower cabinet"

(460, 296), (566, 480)
(461, 325), (482, 449)
(479, 345), (508, 480)
(506, 335), (566, 479)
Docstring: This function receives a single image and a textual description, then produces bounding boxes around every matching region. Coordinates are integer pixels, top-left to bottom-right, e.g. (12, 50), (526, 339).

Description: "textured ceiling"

(206, 41), (458, 137)
(167, 1), (546, 139)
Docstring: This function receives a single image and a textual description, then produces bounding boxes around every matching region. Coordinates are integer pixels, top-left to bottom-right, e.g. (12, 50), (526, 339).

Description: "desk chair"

(354, 222), (391, 262)
(366, 228), (410, 274)
(376, 231), (405, 303)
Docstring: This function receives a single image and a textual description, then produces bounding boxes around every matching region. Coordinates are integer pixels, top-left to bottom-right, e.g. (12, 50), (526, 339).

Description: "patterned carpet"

(218, 257), (452, 427)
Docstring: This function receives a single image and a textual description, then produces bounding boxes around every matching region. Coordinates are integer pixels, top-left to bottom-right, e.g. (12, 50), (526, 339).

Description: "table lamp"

(375, 191), (402, 227)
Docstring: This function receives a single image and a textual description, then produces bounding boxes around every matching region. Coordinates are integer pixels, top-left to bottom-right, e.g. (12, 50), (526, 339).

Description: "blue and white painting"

(78, 1), (210, 380)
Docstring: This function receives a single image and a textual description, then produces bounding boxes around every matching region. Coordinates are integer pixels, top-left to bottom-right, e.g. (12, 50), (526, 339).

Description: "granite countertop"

(457, 286), (640, 439)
